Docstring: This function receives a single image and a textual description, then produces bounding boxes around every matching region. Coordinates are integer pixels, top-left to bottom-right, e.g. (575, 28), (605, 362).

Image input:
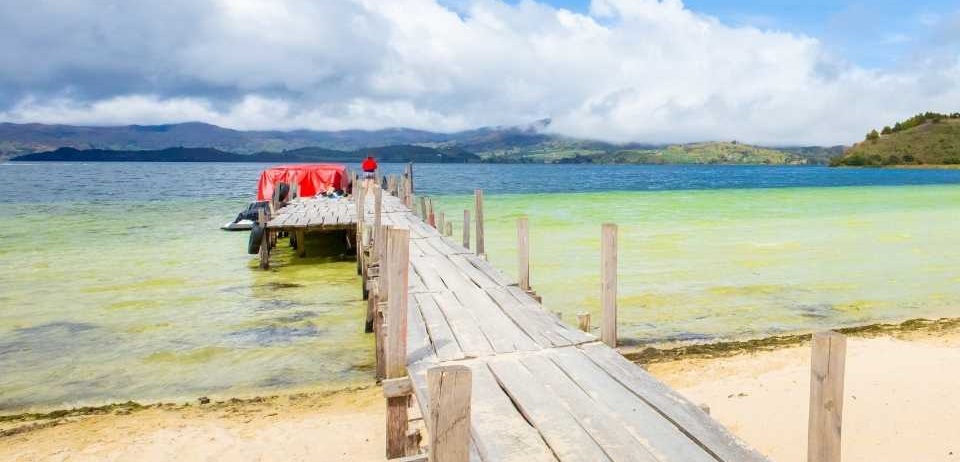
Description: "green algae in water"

(432, 185), (960, 345)
(0, 198), (371, 413)
(6, 183), (960, 413)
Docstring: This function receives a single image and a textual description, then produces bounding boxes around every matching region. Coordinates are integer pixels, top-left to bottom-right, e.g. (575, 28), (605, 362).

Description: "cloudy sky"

(0, 0), (958, 145)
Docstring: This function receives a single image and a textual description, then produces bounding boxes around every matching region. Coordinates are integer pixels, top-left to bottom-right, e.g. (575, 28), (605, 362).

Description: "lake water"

(4, 162), (960, 412)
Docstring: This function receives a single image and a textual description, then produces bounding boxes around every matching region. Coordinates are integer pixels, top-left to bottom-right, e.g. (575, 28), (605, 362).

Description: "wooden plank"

(487, 357), (613, 462)
(427, 365), (472, 462)
(519, 354), (659, 462)
(413, 293), (465, 362)
(430, 291), (495, 357)
(447, 254), (500, 289)
(548, 347), (717, 462)
(601, 223), (618, 348)
(808, 331), (846, 462)
(578, 343), (769, 462)
(383, 376), (413, 398)
(407, 360), (546, 462)
(407, 290), (434, 365)
(424, 258), (539, 353)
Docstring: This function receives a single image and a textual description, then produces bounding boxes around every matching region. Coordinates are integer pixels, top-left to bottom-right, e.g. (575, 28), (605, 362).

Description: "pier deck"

(264, 189), (768, 462)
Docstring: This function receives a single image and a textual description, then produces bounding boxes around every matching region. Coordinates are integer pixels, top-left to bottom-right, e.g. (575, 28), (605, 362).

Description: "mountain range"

(1, 119), (843, 164)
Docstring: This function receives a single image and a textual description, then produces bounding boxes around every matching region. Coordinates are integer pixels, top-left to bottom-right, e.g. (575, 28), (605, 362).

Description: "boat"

(222, 164), (350, 244)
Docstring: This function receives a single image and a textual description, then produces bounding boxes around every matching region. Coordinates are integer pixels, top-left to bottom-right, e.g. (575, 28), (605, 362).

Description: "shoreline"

(3, 316), (958, 424)
(3, 317), (960, 461)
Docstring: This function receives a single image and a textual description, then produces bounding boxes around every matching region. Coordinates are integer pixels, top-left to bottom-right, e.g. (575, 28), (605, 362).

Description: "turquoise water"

(3, 162), (960, 412)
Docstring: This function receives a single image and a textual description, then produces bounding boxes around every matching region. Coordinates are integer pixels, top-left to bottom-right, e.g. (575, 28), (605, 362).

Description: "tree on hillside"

(881, 126), (892, 135)
(866, 129), (880, 141)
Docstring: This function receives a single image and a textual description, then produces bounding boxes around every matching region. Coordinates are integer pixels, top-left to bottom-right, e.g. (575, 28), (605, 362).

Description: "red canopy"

(256, 164), (348, 201)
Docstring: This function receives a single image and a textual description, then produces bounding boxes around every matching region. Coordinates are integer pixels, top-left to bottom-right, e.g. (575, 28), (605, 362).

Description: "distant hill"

(556, 142), (836, 165)
(11, 145), (480, 163)
(1, 120), (838, 165)
(832, 112), (960, 166)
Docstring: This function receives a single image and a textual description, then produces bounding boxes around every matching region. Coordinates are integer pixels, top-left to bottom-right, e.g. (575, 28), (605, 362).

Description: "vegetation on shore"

(554, 141), (839, 165)
(831, 112), (960, 166)
(3, 121), (837, 165)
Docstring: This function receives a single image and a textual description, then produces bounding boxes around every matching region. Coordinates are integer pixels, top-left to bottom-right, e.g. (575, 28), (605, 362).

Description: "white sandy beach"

(2, 329), (959, 462)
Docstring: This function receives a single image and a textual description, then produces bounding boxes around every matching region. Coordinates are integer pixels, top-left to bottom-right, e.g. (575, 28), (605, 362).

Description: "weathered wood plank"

(519, 354), (659, 462)
(487, 357), (613, 462)
(413, 293), (465, 362)
(578, 343), (769, 462)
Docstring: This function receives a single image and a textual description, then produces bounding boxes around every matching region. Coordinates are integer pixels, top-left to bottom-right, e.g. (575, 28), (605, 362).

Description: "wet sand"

(0, 387), (386, 462)
(648, 328), (960, 462)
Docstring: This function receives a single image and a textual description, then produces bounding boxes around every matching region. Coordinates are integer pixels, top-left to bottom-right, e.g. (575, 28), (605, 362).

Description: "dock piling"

(385, 227), (411, 459)
(445, 222), (453, 237)
(438, 212), (445, 233)
(474, 190), (485, 258)
(808, 331), (846, 462)
(258, 209), (270, 270)
(427, 365), (472, 462)
(462, 210), (470, 249)
(517, 217), (530, 291)
(576, 312), (591, 332)
(601, 223), (618, 347)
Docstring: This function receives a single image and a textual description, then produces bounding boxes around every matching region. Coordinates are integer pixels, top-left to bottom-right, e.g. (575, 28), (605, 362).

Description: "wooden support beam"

(383, 376), (413, 399)
(517, 216), (530, 291)
(437, 212), (445, 233)
(601, 223), (618, 347)
(462, 210), (470, 249)
(427, 365), (472, 462)
(258, 209), (269, 270)
(808, 331), (847, 462)
(374, 176), (383, 263)
(427, 198), (436, 228)
(385, 227), (411, 459)
(474, 189), (485, 257)
(445, 222), (453, 237)
(576, 312), (591, 332)
(420, 196), (428, 220)
(295, 230), (306, 258)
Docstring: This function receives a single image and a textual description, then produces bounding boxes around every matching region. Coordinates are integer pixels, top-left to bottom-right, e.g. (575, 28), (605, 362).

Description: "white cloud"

(0, 0), (958, 145)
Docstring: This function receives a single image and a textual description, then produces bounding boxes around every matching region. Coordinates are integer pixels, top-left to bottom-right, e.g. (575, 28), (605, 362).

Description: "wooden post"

(445, 222), (453, 237)
(258, 209), (270, 270)
(374, 176), (383, 261)
(517, 217), (530, 291)
(438, 212), (445, 232)
(295, 230), (306, 258)
(474, 189), (485, 257)
(427, 365), (472, 462)
(407, 162), (414, 197)
(576, 312), (591, 332)
(419, 196), (428, 220)
(462, 210), (470, 249)
(375, 224), (390, 381)
(427, 198), (436, 228)
(601, 223), (617, 347)
(808, 331), (847, 462)
(385, 227), (411, 459)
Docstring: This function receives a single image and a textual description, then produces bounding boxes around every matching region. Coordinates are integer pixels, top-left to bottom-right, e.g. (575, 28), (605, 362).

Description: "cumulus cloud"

(0, 0), (958, 145)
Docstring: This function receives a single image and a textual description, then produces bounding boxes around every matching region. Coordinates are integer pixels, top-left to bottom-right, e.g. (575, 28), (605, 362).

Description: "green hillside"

(556, 142), (822, 165)
(832, 112), (960, 166)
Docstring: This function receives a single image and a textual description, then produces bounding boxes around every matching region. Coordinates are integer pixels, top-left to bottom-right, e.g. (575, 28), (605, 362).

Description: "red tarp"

(256, 164), (348, 201)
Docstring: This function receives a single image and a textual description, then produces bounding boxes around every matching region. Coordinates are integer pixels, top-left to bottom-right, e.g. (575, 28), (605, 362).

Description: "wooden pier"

(260, 172), (769, 462)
